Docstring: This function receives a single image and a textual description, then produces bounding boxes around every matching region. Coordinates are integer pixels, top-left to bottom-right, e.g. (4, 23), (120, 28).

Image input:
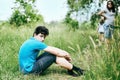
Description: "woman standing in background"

(98, 0), (116, 49)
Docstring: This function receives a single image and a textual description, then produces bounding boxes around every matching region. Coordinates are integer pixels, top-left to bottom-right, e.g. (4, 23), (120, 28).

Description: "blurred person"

(98, 0), (116, 49)
(97, 16), (105, 42)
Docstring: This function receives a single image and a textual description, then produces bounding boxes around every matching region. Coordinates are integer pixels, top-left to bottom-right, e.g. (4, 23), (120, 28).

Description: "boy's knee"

(56, 57), (66, 64)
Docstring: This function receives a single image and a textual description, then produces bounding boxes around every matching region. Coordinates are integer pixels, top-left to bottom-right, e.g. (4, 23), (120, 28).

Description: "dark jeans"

(31, 52), (56, 74)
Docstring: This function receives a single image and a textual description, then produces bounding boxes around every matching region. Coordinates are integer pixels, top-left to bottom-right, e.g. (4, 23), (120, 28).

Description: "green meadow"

(0, 23), (120, 80)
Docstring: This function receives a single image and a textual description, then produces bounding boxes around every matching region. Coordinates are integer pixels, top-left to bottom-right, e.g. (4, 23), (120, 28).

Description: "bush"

(9, 0), (44, 27)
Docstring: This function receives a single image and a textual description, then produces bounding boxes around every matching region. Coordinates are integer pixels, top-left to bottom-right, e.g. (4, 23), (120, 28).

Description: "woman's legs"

(104, 25), (114, 50)
(99, 33), (104, 42)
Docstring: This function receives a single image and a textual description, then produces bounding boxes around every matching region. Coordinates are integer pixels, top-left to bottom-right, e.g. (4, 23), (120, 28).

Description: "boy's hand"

(60, 50), (72, 62)
(65, 56), (72, 62)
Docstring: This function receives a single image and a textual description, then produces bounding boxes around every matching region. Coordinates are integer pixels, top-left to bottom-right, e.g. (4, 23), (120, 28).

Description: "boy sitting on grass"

(18, 26), (84, 77)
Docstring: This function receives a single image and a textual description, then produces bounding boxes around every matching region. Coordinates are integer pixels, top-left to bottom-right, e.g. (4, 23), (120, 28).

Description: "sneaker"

(67, 70), (79, 77)
(75, 68), (84, 76)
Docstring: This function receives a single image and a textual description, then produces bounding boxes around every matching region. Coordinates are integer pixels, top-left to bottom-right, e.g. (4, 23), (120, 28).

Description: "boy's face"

(34, 33), (46, 42)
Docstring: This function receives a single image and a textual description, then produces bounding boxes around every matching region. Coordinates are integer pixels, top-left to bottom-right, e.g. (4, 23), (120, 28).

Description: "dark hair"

(33, 26), (49, 36)
(107, 0), (115, 12)
(99, 19), (104, 25)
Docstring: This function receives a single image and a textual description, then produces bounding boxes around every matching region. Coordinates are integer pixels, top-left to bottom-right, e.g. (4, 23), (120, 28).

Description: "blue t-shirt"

(18, 37), (47, 74)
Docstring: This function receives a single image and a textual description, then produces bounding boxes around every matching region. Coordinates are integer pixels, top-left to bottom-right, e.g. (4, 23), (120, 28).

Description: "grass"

(0, 23), (120, 80)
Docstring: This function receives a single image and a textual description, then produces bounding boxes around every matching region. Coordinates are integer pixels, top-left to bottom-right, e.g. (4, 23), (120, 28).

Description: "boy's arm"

(44, 46), (72, 62)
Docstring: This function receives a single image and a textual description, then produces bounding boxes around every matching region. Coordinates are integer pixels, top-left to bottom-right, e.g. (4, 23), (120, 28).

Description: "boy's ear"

(33, 33), (36, 37)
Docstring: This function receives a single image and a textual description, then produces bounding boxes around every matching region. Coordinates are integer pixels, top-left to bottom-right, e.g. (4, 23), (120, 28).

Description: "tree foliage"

(65, 0), (120, 29)
(64, 11), (79, 30)
(9, 0), (44, 26)
(65, 0), (96, 30)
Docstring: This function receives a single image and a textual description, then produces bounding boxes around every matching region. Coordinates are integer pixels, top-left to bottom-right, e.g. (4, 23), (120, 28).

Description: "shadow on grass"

(36, 66), (67, 76)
